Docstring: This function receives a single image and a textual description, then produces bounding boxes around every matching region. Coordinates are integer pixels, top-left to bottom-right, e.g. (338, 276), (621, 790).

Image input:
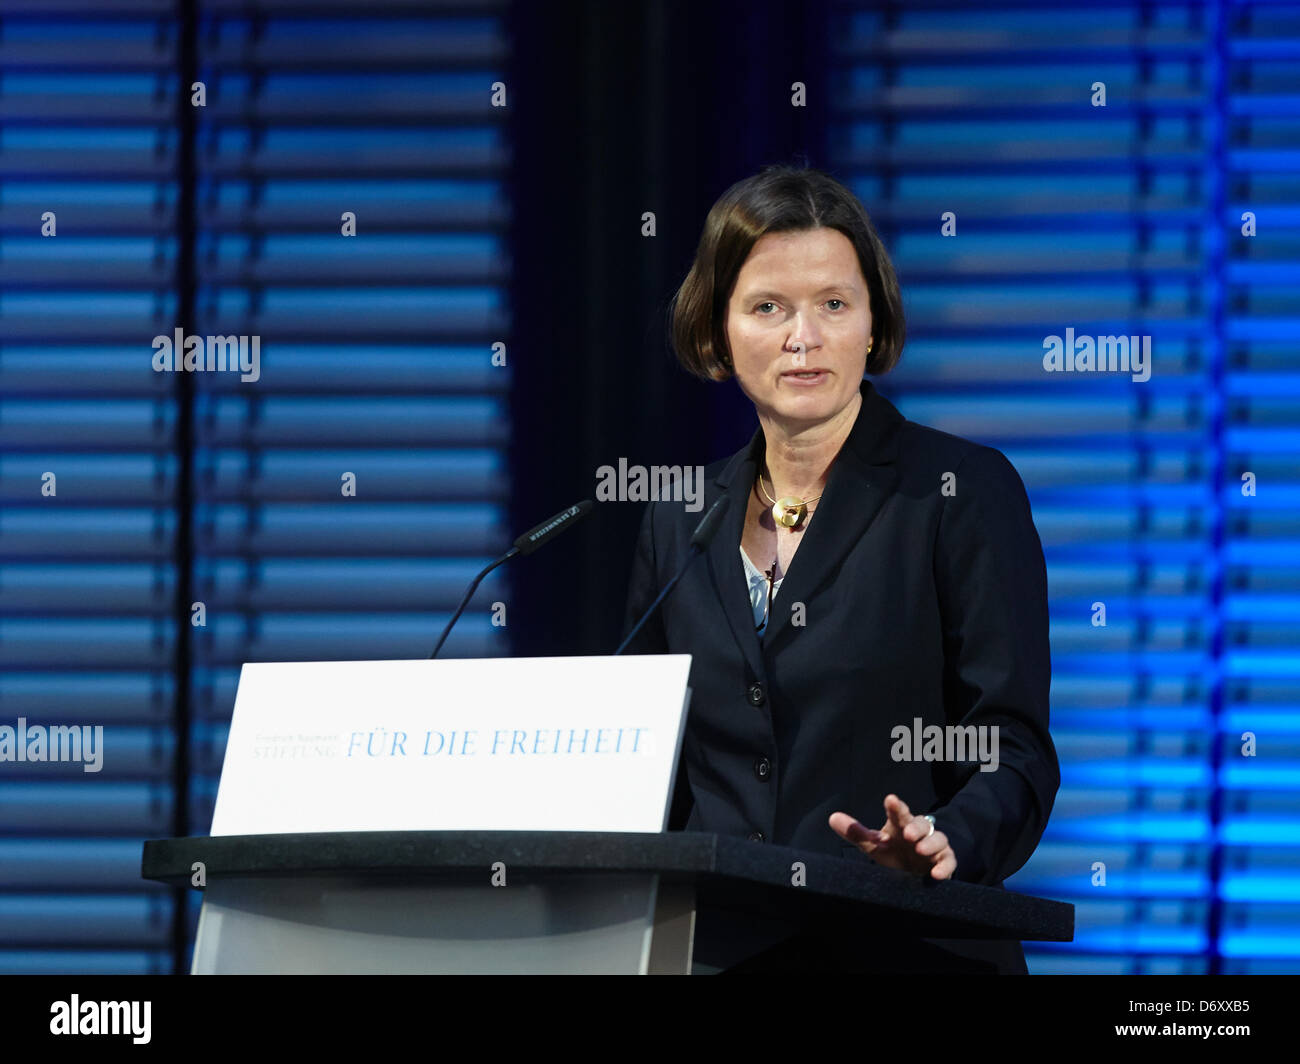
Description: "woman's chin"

(767, 386), (853, 425)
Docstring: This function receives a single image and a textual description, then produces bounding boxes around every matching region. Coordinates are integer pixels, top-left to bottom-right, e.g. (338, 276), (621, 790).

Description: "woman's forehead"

(734, 230), (866, 295)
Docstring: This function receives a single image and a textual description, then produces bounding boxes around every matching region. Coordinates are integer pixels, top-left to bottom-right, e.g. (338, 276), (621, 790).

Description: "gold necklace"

(756, 469), (822, 529)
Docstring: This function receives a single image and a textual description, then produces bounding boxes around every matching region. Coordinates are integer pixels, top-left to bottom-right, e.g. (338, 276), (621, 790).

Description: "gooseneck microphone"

(614, 495), (730, 656)
(430, 499), (594, 659)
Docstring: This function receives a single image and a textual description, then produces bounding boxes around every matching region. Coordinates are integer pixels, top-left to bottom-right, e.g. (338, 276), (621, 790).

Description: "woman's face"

(724, 227), (873, 430)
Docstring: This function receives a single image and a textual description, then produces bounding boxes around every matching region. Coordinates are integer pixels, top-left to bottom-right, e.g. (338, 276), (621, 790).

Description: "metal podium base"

(191, 873), (696, 974)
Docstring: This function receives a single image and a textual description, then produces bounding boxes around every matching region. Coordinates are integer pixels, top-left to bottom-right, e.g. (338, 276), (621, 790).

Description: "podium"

(141, 830), (1073, 974)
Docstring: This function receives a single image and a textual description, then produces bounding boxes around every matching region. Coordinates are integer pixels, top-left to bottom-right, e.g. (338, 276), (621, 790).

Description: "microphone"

(512, 499), (594, 557)
(614, 495), (730, 656)
(430, 499), (594, 659)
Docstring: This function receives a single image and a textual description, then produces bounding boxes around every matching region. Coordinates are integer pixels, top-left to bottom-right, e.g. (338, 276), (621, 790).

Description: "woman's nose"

(789, 313), (823, 354)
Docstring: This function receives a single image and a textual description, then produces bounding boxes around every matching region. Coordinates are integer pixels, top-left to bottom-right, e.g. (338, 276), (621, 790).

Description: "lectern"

(141, 829), (1073, 974)
(156, 656), (1073, 973)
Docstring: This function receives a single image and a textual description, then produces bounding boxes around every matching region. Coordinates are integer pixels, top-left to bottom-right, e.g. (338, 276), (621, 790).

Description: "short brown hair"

(670, 165), (905, 382)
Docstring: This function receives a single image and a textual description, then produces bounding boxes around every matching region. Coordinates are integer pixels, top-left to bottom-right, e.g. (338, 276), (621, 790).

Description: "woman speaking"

(622, 165), (1060, 973)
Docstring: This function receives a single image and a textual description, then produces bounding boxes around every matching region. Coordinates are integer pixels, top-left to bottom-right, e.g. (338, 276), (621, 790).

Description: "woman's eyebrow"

(739, 283), (860, 301)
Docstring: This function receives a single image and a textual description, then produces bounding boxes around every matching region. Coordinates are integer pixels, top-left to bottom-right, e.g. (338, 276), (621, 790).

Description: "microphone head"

(689, 494), (731, 551)
(513, 499), (594, 556)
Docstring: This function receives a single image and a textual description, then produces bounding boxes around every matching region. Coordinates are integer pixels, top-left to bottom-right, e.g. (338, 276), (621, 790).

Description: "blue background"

(0, 0), (1296, 975)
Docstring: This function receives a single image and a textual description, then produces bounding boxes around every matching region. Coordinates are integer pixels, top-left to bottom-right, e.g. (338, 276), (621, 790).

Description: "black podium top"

(142, 830), (1072, 949)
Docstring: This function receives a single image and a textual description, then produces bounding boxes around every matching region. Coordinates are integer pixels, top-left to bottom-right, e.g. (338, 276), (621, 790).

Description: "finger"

(930, 849), (957, 881)
(828, 811), (878, 847)
(902, 813), (934, 844)
(884, 794), (912, 832)
(914, 829), (949, 858)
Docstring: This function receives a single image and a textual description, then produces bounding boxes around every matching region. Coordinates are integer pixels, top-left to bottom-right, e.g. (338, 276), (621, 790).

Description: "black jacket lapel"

(715, 380), (905, 653)
(704, 432), (767, 682)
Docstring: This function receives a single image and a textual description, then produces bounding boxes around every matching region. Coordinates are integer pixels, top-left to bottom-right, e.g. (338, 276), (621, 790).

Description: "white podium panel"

(210, 656), (693, 836)
(191, 874), (696, 975)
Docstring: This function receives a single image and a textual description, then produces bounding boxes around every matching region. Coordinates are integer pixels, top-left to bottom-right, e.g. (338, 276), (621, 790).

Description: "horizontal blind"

(0, 1), (180, 975)
(185, 0), (515, 923)
(1217, 0), (1300, 973)
(830, 0), (1298, 973)
(0, 0), (514, 974)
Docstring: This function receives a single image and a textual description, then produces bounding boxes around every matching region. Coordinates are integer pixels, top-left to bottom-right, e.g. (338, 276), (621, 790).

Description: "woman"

(622, 165), (1060, 973)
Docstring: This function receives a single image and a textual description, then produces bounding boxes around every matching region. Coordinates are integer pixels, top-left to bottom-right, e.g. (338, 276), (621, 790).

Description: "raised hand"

(829, 794), (957, 881)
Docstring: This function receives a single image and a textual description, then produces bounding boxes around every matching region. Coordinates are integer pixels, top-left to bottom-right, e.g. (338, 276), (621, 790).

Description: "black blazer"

(622, 378), (1060, 973)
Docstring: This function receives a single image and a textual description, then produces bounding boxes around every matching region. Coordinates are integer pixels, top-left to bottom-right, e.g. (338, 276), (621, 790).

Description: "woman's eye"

(754, 299), (843, 313)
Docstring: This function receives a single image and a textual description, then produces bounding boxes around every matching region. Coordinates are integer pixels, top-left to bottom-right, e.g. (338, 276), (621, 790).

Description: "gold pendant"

(773, 496), (805, 528)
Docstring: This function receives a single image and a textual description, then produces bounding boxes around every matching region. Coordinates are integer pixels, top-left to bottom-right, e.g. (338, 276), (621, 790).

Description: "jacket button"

(754, 757), (771, 781)
(747, 682), (765, 706)
(747, 831), (765, 843)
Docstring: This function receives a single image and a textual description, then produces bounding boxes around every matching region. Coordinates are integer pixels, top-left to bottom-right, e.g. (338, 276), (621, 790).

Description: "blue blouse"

(740, 547), (784, 633)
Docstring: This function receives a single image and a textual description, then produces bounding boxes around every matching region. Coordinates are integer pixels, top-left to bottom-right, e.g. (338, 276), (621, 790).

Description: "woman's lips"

(781, 369), (829, 386)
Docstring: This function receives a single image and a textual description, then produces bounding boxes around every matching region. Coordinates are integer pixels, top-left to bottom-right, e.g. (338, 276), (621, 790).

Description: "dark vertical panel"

(171, 0), (198, 977)
(1202, 0), (1229, 980)
(507, 0), (834, 657)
